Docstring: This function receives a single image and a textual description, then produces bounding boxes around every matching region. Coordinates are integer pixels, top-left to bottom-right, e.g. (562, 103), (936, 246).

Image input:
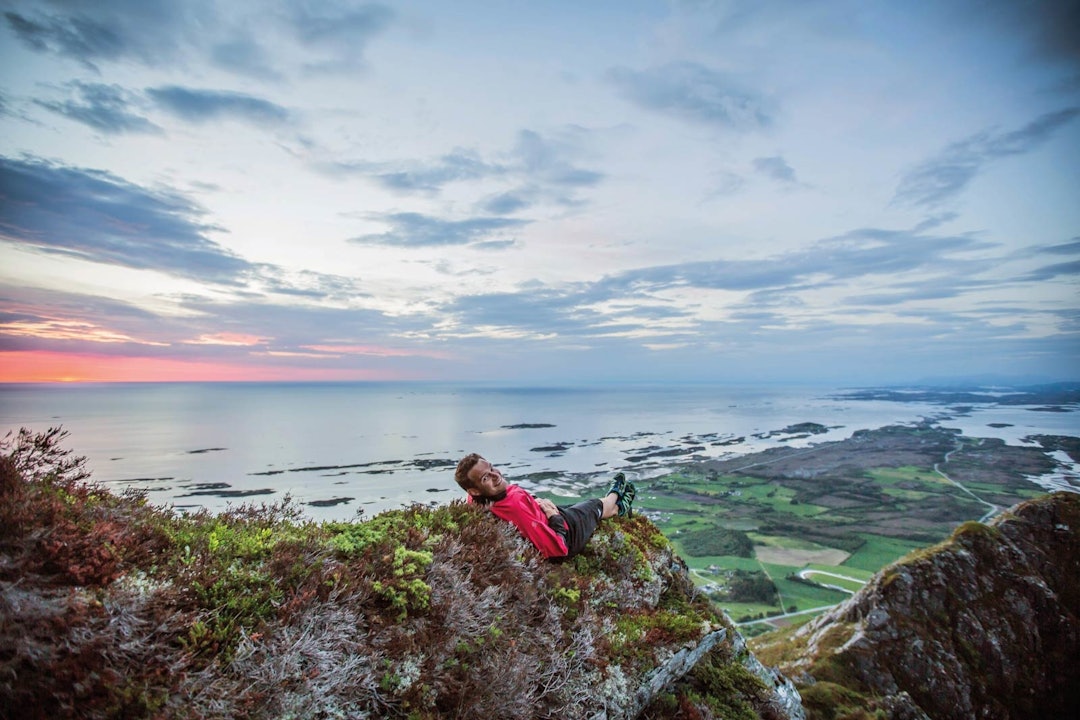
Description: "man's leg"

(556, 499), (604, 557)
(607, 473), (636, 517)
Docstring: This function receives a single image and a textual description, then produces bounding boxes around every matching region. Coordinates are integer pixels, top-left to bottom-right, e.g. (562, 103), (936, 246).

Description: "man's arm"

(489, 487), (570, 558)
(536, 497), (569, 547)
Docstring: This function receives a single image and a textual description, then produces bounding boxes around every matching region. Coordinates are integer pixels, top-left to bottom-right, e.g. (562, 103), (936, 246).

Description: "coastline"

(1, 382), (1077, 520)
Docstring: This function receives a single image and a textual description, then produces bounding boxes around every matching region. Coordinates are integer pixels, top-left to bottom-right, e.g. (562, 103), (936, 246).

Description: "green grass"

(683, 555), (763, 572)
(865, 466), (939, 485)
(842, 533), (925, 572)
(880, 486), (933, 501)
(715, 601), (782, 621)
(772, 580), (849, 610)
(748, 533), (835, 551)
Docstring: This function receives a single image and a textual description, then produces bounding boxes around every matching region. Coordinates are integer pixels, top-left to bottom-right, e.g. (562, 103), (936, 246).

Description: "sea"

(2, 382), (1078, 521)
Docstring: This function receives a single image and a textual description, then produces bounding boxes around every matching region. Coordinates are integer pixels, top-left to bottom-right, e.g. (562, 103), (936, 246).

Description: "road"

(936, 442), (1001, 523)
(735, 604), (839, 627)
(795, 569), (865, 594)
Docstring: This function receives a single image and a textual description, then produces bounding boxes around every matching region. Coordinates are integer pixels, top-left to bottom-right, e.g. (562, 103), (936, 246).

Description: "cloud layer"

(1, 1), (1077, 383)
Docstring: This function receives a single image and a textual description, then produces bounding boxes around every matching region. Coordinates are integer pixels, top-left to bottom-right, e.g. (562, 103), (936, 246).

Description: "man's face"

(467, 458), (508, 498)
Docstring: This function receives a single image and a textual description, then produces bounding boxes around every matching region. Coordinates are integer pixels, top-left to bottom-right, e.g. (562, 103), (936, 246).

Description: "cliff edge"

(0, 429), (800, 720)
(754, 491), (1080, 719)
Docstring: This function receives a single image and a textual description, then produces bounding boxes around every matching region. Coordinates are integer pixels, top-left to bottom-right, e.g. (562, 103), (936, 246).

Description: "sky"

(1, 0), (1078, 385)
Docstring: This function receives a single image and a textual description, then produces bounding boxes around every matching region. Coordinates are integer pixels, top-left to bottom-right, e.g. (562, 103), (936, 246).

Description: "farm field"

(541, 422), (1071, 635)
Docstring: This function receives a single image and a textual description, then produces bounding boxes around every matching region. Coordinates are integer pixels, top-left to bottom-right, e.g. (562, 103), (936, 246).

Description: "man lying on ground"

(454, 453), (636, 560)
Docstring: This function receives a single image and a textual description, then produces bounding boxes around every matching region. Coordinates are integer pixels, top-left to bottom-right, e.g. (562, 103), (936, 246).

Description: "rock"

(758, 492), (1080, 720)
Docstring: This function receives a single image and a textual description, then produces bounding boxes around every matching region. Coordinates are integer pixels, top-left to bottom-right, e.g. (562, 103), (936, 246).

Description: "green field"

(540, 423), (1056, 633)
(842, 533), (925, 572)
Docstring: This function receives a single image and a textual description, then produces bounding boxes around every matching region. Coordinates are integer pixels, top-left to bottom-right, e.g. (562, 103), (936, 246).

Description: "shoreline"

(111, 415), (1080, 522)
(3, 382), (1076, 520)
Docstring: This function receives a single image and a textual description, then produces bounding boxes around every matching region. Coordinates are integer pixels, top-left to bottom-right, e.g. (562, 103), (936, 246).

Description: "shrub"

(680, 526), (754, 557)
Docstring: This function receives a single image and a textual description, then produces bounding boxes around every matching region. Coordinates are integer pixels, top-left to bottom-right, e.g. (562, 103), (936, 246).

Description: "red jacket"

(468, 484), (569, 559)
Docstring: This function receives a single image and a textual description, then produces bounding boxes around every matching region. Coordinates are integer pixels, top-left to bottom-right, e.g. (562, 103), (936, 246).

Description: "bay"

(1, 381), (1077, 521)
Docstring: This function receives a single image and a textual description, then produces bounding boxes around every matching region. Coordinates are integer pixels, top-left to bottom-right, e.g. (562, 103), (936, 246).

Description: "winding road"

(937, 441), (1001, 523)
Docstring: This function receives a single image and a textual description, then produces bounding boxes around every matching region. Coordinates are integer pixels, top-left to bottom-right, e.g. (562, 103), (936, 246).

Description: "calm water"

(2, 382), (1077, 520)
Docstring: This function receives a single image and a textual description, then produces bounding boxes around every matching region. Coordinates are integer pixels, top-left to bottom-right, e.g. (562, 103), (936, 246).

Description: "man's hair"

(454, 453), (483, 490)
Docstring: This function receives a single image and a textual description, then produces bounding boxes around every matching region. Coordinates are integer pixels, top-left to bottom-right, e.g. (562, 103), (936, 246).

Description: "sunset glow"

(0, 352), (403, 383)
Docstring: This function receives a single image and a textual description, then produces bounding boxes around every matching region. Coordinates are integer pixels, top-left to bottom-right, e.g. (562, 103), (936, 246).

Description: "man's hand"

(536, 498), (560, 518)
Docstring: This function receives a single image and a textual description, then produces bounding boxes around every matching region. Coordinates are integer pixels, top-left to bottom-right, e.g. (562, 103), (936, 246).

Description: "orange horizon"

(0, 351), (405, 383)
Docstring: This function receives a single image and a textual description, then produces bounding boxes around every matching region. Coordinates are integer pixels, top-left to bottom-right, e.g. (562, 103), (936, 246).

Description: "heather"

(0, 428), (786, 719)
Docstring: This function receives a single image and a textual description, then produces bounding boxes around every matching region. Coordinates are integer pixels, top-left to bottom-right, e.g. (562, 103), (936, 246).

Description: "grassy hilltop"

(0, 428), (795, 720)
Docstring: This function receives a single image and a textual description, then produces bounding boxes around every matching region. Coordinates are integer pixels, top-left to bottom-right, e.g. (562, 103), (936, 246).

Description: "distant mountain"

(752, 492), (1080, 720)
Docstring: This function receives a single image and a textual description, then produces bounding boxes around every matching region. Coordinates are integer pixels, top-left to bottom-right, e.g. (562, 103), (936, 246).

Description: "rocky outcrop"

(731, 630), (806, 720)
(759, 492), (1080, 719)
(0, 432), (802, 720)
(590, 628), (729, 720)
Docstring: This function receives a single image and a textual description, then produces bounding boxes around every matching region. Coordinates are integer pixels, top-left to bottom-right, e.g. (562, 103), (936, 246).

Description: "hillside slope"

(753, 492), (1080, 719)
(0, 429), (801, 720)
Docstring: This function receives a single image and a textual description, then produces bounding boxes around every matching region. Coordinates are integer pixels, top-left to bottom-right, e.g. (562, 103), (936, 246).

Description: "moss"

(643, 646), (768, 720)
(798, 681), (876, 720)
(951, 520), (1001, 542)
(372, 546), (433, 620)
(693, 655), (768, 720)
(608, 609), (704, 670)
(747, 622), (807, 667)
(814, 621), (857, 656)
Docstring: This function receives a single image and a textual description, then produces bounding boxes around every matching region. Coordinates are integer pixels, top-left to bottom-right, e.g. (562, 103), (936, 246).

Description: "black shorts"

(556, 499), (604, 558)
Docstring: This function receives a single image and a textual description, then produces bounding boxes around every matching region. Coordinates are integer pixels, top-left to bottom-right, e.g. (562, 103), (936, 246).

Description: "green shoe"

(607, 473), (636, 517)
(619, 480), (636, 517)
(607, 472), (628, 498)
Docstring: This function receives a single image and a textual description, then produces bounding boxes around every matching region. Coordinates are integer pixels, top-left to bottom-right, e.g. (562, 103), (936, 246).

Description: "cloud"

(330, 128), (606, 216)
(0, 287), (181, 353)
(371, 149), (505, 193)
(34, 81), (160, 134)
(3, 1), (188, 70)
(753, 156), (797, 184)
(250, 266), (374, 302)
(1038, 237), (1080, 256)
(894, 107), (1080, 208)
(0, 156), (249, 282)
(183, 332), (266, 346)
(512, 129), (605, 187)
(613, 228), (993, 294)
(3, 1), (395, 80)
(480, 191), (532, 214)
(1021, 260), (1080, 282)
(350, 212), (529, 248)
(287, 1), (394, 72)
(210, 34), (281, 81)
(0, 318), (168, 346)
(444, 288), (599, 339)
(5, 9), (133, 70)
(470, 239), (519, 252)
(147, 85), (290, 125)
(433, 225), (1010, 347)
(607, 61), (772, 130)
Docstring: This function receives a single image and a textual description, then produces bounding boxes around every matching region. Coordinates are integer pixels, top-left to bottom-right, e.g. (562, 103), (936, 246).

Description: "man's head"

(455, 453), (508, 499)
